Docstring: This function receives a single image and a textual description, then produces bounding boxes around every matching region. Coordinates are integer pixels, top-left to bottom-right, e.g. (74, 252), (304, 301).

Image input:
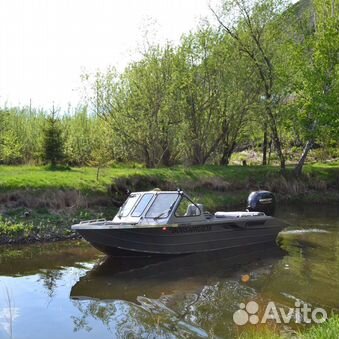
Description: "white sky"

(0, 0), (215, 110)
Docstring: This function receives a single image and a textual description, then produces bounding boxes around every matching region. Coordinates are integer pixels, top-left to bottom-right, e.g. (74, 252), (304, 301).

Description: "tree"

(176, 29), (257, 165)
(122, 45), (182, 167)
(42, 106), (65, 167)
(290, 0), (339, 176)
(0, 129), (23, 164)
(0, 109), (24, 164)
(88, 46), (182, 168)
(211, 0), (290, 170)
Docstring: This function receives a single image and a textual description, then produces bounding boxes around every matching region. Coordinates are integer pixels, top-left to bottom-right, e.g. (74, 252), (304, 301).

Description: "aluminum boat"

(71, 189), (285, 256)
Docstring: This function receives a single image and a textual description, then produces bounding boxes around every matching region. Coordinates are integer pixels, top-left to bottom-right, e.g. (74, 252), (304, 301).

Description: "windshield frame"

(130, 193), (154, 217)
(174, 195), (202, 218)
(118, 193), (141, 217)
(145, 192), (179, 219)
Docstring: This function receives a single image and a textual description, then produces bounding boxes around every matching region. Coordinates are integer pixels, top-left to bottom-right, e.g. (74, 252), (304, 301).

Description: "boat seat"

(197, 204), (204, 213)
(185, 204), (203, 216)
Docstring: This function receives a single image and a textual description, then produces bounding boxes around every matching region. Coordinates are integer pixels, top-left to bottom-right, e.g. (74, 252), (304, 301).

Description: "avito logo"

(233, 300), (327, 325)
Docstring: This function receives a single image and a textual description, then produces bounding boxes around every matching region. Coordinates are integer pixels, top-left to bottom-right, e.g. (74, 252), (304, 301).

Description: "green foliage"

(0, 129), (23, 164)
(43, 108), (65, 167)
(82, 28), (260, 167)
(281, 0), (339, 174)
(87, 47), (183, 167)
(176, 29), (257, 165)
(0, 106), (46, 165)
(0, 0), (338, 170)
(0, 215), (33, 238)
(0, 109), (24, 164)
(287, 0), (339, 138)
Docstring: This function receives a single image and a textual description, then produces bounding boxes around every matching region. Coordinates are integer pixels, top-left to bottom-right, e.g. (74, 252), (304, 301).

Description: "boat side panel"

(77, 222), (283, 255)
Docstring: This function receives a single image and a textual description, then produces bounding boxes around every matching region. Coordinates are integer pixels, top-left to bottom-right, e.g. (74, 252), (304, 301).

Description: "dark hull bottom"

(90, 238), (280, 257)
(77, 223), (283, 257)
(90, 243), (174, 257)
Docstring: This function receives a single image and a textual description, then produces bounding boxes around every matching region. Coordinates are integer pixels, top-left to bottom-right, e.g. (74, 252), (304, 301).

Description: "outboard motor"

(247, 191), (276, 216)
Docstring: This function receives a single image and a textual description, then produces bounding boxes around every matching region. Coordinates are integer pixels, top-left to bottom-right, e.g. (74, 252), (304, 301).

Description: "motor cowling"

(247, 191), (276, 216)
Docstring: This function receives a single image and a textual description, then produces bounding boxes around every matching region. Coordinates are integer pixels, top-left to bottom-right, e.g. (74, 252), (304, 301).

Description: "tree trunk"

(161, 148), (171, 167)
(96, 165), (100, 181)
(191, 142), (205, 165)
(266, 105), (285, 170)
(262, 124), (267, 166)
(268, 139), (272, 165)
(143, 146), (153, 168)
(220, 152), (230, 166)
(274, 135), (285, 170)
(220, 142), (236, 166)
(294, 139), (314, 177)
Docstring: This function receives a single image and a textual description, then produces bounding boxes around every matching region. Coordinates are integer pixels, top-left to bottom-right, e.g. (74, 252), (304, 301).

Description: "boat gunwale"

(71, 215), (281, 231)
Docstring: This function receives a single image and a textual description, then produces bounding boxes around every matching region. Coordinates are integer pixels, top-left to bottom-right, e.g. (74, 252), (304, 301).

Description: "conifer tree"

(43, 106), (65, 167)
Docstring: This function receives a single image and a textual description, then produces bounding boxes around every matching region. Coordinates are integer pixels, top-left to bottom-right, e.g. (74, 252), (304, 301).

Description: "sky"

(0, 0), (216, 110)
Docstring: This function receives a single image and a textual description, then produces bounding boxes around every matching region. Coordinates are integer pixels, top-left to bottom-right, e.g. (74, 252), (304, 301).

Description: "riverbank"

(0, 163), (338, 244)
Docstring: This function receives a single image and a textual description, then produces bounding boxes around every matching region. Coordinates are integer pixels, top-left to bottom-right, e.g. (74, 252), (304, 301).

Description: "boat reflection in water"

(68, 221), (339, 338)
(70, 245), (285, 337)
(70, 244), (284, 302)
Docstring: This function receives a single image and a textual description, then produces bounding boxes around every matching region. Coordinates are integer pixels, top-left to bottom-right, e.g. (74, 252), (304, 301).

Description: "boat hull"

(74, 219), (284, 256)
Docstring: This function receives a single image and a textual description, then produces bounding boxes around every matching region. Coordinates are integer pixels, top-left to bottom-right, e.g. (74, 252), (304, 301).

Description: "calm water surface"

(0, 204), (339, 339)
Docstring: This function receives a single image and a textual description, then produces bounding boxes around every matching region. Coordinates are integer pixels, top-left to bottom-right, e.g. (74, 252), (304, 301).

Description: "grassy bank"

(0, 206), (115, 245)
(0, 162), (338, 190)
(0, 163), (338, 244)
(240, 315), (339, 339)
(1, 163), (339, 202)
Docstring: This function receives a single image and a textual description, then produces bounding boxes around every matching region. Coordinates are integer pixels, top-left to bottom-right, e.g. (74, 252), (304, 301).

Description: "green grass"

(0, 164), (256, 192)
(1, 163), (338, 193)
(239, 315), (339, 338)
(239, 328), (283, 339)
(300, 316), (339, 339)
(0, 165), (119, 192)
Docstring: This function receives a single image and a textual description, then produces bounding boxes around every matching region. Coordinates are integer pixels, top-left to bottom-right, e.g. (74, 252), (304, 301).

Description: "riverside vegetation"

(0, 2), (338, 241)
(0, 0), (338, 174)
(1, 0), (339, 338)
(0, 162), (338, 244)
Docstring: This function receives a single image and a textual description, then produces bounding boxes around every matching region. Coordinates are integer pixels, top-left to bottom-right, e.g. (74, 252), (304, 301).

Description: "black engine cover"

(247, 191), (276, 216)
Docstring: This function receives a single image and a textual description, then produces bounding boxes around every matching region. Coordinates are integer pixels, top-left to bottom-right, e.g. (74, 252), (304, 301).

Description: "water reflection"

(1, 204), (339, 338)
(0, 240), (101, 276)
(70, 245), (284, 338)
(71, 245), (283, 301)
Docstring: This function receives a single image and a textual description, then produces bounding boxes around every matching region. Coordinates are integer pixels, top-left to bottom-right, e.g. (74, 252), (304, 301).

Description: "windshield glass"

(131, 193), (154, 217)
(145, 193), (178, 219)
(119, 194), (140, 217)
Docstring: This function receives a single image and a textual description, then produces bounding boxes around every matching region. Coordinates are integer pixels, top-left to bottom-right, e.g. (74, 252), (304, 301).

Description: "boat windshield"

(119, 194), (140, 217)
(131, 193), (154, 217)
(145, 193), (178, 219)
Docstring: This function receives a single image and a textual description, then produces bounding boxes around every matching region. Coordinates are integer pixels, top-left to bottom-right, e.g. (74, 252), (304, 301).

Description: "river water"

(0, 204), (339, 339)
